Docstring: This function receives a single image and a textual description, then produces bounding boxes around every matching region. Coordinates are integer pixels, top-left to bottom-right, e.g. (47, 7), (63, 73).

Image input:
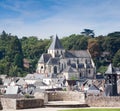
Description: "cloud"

(0, 0), (120, 38)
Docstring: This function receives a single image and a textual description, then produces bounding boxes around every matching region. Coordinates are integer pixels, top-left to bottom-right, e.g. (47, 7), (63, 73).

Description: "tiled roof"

(48, 35), (64, 50)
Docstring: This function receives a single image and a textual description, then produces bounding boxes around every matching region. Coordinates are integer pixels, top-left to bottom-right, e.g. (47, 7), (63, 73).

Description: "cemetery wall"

(47, 91), (85, 103)
(86, 96), (120, 107)
(34, 92), (48, 103)
(1, 98), (44, 109)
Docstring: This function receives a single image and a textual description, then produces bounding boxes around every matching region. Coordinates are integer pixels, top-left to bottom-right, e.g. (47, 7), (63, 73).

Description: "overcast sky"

(0, 0), (120, 38)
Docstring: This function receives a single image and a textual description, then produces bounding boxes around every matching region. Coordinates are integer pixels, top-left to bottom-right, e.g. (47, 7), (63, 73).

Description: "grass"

(60, 108), (120, 111)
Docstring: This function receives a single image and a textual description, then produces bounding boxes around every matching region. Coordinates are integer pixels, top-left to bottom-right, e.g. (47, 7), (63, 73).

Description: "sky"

(0, 0), (120, 38)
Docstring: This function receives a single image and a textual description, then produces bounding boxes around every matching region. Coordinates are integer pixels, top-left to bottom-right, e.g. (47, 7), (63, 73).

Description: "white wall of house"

(25, 80), (36, 84)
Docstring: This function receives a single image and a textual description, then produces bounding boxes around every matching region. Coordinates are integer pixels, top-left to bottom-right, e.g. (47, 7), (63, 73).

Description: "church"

(36, 35), (96, 80)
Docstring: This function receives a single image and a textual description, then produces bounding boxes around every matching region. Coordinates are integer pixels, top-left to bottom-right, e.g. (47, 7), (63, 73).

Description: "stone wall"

(86, 96), (120, 107)
(1, 98), (16, 109)
(34, 92), (48, 104)
(16, 98), (44, 109)
(1, 98), (44, 109)
(47, 91), (85, 103)
(0, 99), (2, 110)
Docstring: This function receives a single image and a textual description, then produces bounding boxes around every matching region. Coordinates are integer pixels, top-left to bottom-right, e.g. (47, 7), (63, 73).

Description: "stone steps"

(45, 101), (89, 108)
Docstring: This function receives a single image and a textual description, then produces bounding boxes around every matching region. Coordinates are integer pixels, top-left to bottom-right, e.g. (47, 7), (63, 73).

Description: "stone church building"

(36, 35), (96, 80)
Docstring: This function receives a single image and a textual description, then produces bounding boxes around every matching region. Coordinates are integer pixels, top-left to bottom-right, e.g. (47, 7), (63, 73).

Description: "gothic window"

(59, 62), (60, 65)
(77, 59), (79, 64)
(79, 73), (82, 77)
(54, 66), (57, 74)
(68, 59), (71, 64)
(89, 70), (91, 74)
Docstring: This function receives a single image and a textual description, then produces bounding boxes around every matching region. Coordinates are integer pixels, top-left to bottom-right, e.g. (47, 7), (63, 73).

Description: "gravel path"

(2, 107), (78, 111)
(2, 107), (120, 111)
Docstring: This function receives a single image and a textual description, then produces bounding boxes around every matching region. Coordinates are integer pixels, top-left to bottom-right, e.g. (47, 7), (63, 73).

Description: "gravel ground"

(1, 107), (78, 111)
(2, 107), (120, 111)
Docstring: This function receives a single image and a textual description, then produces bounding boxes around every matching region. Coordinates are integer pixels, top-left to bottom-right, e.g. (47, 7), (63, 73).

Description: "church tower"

(48, 35), (65, 58)
(104, 64), (118, 96)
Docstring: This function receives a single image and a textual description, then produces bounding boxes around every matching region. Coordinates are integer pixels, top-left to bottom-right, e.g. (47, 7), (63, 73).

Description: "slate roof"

(96, 74), (104, 79)
(78, 63), (84, 68)
(16, 78), (26, 86)
(38, 53), (51, 63)
(88, 84), (99, 90)
(48, 35), (64, 50)
(87, 84), (100, 95)
(24, 73), (45, 80)
(63, 66), (78, 73)
(66, 50), (91, 58)
(86, 64), (92, 68)
(105, 63), (116, 74)
(47, 57), (59, 65)
(64, 51), (76, 58)
(34, 80), (47, 86)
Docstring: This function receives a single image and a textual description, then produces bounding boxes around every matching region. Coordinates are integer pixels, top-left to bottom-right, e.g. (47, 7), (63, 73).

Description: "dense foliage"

(0, 31), (120, 76)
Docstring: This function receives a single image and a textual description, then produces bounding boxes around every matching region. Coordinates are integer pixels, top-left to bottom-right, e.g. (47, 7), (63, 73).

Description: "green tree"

(113, 49), (120, 67)
(81, 29), (95, 37)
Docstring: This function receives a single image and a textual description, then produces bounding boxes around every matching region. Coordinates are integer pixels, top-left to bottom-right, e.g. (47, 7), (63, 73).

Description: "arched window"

(79, 73), (82, 77)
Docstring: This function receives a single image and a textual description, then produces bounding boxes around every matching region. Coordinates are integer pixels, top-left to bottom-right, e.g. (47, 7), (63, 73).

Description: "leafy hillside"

(0, 31), (120, 76)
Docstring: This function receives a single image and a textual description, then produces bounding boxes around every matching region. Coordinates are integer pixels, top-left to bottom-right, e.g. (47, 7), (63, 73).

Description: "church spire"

(48, 35), (65, 58)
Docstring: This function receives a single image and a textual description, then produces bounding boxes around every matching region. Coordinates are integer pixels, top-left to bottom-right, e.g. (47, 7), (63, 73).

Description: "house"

(24, 73), (45, 84)
(6, 86), (19, 94)
(86, 84), (100, 95)
(16, 78), (27, 86)
(36, 35), (96, 80)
